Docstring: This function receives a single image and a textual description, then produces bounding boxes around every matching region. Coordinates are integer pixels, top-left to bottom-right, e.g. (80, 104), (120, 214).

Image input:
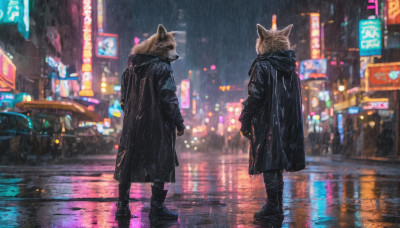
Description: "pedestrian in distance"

(114, 24), (185, 221)
(239, 23), (306, 221)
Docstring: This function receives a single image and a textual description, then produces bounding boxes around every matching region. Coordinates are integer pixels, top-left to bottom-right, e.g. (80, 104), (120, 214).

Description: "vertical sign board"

(388, 0), (400, 25)
(180, 79), (190, 109)
(359, 19), (382, 56)
(79, 0), (94, 97)
(0, 0), (29, 39)
(310, 13), (320, 59)
(97, 0), (104, 33)
(0, 48), (16, 91)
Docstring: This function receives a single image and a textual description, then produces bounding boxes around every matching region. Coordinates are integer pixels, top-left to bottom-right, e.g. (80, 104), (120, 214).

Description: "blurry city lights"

(194, 137), (198, 140)
(55, 139), (60, 144)
(203, 68), (207, 71)
(228, 107), (234, 112)
(226, 85), (231, 91)
(360, 115), (365, 120)
(184, 140), (188, 144)
(228, 127), (232, 132)
(338, 85), (345, 91)
(134, 37), (140, 45)
(208, 112), (213, 117)
(194, 147), (198, 150)
(211, 127), (215, 131)
(101, 87), (106, 93)
(210, 65), (216, 70)
(114, 144), (119, 150)
(205, 118), (209, 123)
(191, 140), (194, 144)
(186, 144), (190, 148)
(231, 119), (235, 124)
(186, 126), (191, 130)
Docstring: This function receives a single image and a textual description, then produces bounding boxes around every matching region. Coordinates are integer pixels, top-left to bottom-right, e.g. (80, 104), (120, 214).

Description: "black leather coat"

(114, 54), (185, 183)
(239, 50), (305, 174)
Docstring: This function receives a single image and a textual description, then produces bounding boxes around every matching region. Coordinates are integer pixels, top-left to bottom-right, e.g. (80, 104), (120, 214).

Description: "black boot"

(149, 183), (178, 221)
(254, 171), (280, 220)
(115, 182), (131, 217)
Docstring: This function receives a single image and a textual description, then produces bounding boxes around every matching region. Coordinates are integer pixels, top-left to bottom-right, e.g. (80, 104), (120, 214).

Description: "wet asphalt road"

(1, 151), (400, 227)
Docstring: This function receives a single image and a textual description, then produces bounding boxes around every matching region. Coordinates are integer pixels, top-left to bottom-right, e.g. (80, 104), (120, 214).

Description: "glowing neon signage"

(97, 0), (104, 32)
(0, 0), (29, 39)
(180, 79), (190, 109)
(359, 19), (382, 56)
(388, 0), (400, 25)
(310, 13), (320, 59)
(367, 0), (379, 16)
(0, 47), (16, 91)
(79, 0), (94, 97)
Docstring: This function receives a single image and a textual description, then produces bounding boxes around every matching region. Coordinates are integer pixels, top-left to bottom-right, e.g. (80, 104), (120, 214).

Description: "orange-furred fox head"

(131, 24), (179, 61)
(256, 24), (293, 55)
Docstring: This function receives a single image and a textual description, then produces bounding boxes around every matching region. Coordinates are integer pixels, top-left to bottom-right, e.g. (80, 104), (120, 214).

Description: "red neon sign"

(79, 0), (94, 97)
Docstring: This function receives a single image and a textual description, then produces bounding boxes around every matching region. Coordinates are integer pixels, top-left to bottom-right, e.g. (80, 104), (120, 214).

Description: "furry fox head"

(131, 24), (179, 61)
(256, 24), (293, 55)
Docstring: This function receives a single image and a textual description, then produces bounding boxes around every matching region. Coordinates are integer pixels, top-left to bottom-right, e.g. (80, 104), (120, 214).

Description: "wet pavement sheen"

(1, 151), (400, 227)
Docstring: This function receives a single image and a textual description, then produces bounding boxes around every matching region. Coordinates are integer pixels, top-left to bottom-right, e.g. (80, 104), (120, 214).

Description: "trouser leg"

(115, 182), (131, 217)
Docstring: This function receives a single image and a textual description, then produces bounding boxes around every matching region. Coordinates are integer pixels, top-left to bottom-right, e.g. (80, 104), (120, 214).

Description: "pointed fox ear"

(170, 31), (177, 37)
(279, 24), (293, 37)
(257, 24), (270, 39)
(157, 24), (167, 39)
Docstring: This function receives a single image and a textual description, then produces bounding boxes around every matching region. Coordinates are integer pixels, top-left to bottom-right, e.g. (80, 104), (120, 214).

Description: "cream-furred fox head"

(131, 24), (179, 61)
(256, 24), (293, 55)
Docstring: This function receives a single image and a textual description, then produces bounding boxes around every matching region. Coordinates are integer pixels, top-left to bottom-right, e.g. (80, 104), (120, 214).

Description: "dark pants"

(263, 170), (283, 206)
(118, 182), (165, 203)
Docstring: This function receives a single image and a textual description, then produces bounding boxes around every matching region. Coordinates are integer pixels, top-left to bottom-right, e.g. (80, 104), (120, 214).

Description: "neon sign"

(359, 19), (381, 56)
(367, 0), (379, 16)
(79, 0), (94, 97)
(310, 13), (320, 59)
(388, 0), (400, 25)
(180, 79), (190, 109)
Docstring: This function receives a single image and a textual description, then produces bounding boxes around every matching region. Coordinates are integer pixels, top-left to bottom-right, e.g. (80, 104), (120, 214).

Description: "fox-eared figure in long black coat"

(239, 24), (305, 220)
(114, 25), (184, 221)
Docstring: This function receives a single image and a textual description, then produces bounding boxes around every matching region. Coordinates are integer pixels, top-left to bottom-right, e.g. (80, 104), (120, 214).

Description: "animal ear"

(257, 24), (270, 39)
(157, 24), (167, 39)
(279, 24), (293, 37)
(170, 31), (177, 37)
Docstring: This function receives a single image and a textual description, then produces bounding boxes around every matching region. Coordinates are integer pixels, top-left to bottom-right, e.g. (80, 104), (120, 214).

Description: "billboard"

(180, 79), (190, 109)
(359, 19), (382, 56)
(388, 0), (400, 25)
(300, 59), (327, 80)
(310, 13), (320, 59)
(96, 33), (118, 59)
(366, 62), (400, 91)
(0, 0), (29, 39)
(0, 48), (16, 91)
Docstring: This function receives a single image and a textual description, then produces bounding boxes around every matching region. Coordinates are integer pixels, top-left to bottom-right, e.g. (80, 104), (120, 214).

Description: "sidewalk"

(307, 155), (400, 167)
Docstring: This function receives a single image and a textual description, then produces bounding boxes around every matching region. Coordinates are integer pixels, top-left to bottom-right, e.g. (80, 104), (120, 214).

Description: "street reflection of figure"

(113, 25), (185, 221)
(240, 24), (305, 221)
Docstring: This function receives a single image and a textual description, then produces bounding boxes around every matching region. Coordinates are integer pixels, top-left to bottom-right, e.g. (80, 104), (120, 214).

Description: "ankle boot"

(254, 171), (280, 220)
(115, 182), (131, 217)
(149, 185), (178, 221)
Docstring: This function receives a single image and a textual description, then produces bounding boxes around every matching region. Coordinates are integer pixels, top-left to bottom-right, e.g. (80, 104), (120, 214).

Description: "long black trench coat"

(239, 50), (305, 174)
(114, 54), (185, 183)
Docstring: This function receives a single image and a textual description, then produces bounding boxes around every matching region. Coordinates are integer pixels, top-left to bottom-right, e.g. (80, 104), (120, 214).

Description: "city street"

(1, 151), (400, 227)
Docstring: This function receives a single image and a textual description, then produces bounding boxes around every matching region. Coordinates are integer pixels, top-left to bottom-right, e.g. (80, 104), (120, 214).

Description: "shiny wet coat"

(239, 50), (305, 174)
(114, 54), (185, 183)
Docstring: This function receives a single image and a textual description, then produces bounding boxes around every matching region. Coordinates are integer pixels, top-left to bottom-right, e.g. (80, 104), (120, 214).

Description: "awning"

(16, 100), (102, 122)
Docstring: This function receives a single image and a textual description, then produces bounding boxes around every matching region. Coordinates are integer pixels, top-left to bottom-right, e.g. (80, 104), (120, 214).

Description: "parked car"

(76, 125), (102, 154)
(0, 112), (35, 163)
(30, 113), (80, 158)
